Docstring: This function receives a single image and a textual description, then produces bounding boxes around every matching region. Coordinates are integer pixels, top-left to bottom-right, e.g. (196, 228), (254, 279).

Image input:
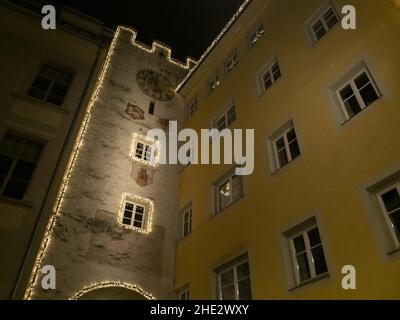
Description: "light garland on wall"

(24, 25), (167, 300)
(176, 0), (252, 91)
(69, 281), (156, 300)
(130, 133), (160, 168)
(120, 26), (197, 70)
(119, 193), (154, 234)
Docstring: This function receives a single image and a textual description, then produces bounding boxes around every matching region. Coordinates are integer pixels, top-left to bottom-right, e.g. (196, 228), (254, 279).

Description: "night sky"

(52, 0), (245, 61)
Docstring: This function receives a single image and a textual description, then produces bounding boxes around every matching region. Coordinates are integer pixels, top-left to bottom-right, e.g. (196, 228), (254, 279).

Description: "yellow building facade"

(175, 0), (400, 299)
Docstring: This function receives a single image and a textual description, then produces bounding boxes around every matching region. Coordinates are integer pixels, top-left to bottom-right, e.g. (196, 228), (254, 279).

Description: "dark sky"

(54, 0), (246, 61)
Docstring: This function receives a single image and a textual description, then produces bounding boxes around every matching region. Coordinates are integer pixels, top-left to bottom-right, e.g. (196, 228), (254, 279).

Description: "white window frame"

(335, 68), (380, 121)
(225, 52), (239, 74)
(185, 97), (198, 120)
(309, 5), (339, 42)
(217, 259), (251, 300)
(121, 200), (147, 230)
(182, 206), (192, 238)
(260, 59), (281, 92)
(208, 73), (220, 94)
(248, 23), (265, 47)
(272, 125), (300, 170)
(376, 183), (400, 249)
(130, 134), (158, 167)
(288, 225), (328, 285)
(214, 103), (236, 131)
(178, 288), (190, 300)
(216, 171), (243, 213)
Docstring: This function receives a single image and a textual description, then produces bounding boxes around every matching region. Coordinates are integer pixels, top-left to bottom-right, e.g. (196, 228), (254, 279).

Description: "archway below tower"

(77, 286), (148, 300)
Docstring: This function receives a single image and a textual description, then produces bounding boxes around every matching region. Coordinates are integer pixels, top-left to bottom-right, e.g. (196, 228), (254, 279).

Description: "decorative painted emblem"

(136, 69), (175, 101)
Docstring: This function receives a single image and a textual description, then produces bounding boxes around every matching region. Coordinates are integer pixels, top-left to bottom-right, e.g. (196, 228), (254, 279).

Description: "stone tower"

(25, 27), (195, 299)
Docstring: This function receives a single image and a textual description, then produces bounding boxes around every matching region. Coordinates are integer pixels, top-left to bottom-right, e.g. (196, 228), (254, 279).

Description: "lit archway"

(70, 281), (155, 300)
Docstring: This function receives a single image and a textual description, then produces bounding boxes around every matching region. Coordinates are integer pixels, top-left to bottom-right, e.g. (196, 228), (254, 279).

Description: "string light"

(119, 193), (154, 234)
(176, 0), (252, 91)
(69, 281), (155, 300)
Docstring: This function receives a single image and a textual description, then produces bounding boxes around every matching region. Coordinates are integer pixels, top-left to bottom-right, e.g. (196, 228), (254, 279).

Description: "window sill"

(270, 155), (301, 176)
(214, 194), (244, 216)
(340, 97), (382, 127)
(289, 273), (329, 292)
(387, 247), (400, 256)
(12, 92), (68, 115)
(0, 195), (33, 209)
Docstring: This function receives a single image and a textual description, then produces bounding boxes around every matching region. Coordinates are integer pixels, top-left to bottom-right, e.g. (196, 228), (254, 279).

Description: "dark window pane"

(0, 155), (13, 187)
(133, 220), (142, 228)
(28, 76), (51, 99)
(293, 235), (305, 253)
(278, 149), (288, 167)
(3, 160), (35, 199)
(221, 285), (235, 300)
(220, 269), (234, 287)
(122, 218), (131, 225)
(232, 175), (243, 201)
(297, 252), (311, 282)
(227, 107), (236, 126)
(123, 210), (132, 219)
(354, 72), (370, 89)
(389, 210), (400, 238)
(312, 20), (326, 39)
(287, 128), (297, 142)
(324, 9), (338, 29)
(307, 227), (322, 247)
(275, 137), (285, 150)
(134, 214), (143, 222)
(125, 202), (134, 211)
(339, 85), (354, 100)
(289, 140), (300, 160)
(343, 96), (362, 118)
(381, 189), (400, 212)
(237, 262), (250, 280)
(149, 101), (155, 115)
(238, 278), (252, 300)
(263, 73), (272, 90)
(311, 245), (328, 275)
(359, 84), (379, 106)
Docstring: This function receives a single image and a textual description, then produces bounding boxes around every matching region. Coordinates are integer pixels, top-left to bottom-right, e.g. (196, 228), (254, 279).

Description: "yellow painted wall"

(175, 0), (400, 299)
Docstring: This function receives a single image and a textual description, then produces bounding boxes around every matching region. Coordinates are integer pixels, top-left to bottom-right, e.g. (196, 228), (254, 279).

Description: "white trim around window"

(185, 97), (198, 120)
(208, 72), (220, 94)
(376, 183), (400, 249)
(309, 4), (339, 42)
(248, 23), (265, 47)
(119, 193), (154, 233)
(182, 205), (193, 238)
(214, 169), (244, 214)
(130, 133), (158, 167)
(214, 102), (236, 131)
(225, 52), (239, 74)
(260, 59), (281, 93)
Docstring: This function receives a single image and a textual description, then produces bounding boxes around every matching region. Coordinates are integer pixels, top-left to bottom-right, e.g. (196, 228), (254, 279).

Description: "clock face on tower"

(136, 69), (175, 101)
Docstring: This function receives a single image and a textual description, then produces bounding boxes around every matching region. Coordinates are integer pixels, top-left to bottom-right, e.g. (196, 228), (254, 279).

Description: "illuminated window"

(208, 73), (220, 93)
(0, 132), (45, 200)
(310, 5), (339, 41)
(28, 64), (74, 106)
(271, 122), (300, 171)
(178, 288), (190, 300)
(377, 183), (400, 249)
(336, 69), (380, 121)
(215, 103), (236, 131)
(182, 206), (192, 238)
(185, 97), (197, 119)
(216, 255), (251, 300)
(286, 223), (328, 285)
(248, 24), (265, 47)
(122, 200), (146, 230)
(260, 59), (281, 92)
(225, 52), (239, 74)
(215, 170), (243, 213)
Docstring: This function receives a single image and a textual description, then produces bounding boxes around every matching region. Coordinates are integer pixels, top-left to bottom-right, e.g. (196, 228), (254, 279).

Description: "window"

(178, 288), (190, 300)
(0, 132), (45, 200)
(261, 60), (281, 92)
(336, 69), (380, 120)
(28, 64), (74, 106)
(216, 170), (243, 213)
(185, 98), (197, 119)
(225, 52), (239, 74)
(120, 195), (153, 232)
(310, 6), (339, 41)
(148, 101), (155, 115)
(248, 24), (265, 47)
(288, 224), (328, 285)
(271, 124), (300, 170)
(215, 103), (236, 131)
(377, 183), (400, 248)
(208, 73), (220, 93)
(217, 256), (251, 300)
(182, 206), (192, 237)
